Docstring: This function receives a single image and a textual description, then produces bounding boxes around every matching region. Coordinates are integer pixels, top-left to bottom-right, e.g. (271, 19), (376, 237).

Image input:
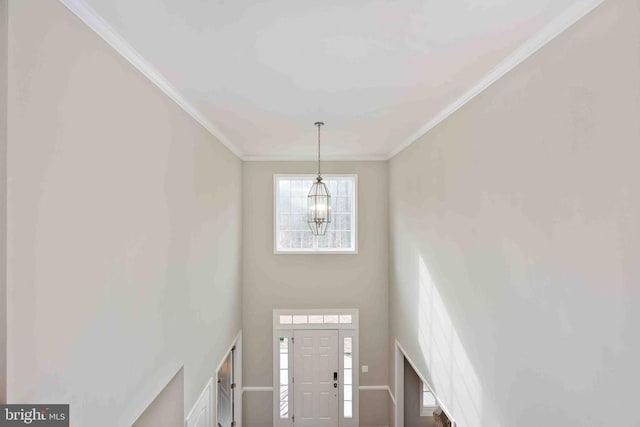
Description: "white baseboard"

(242, 386), (273, 394)
(359, 385), (395, 406)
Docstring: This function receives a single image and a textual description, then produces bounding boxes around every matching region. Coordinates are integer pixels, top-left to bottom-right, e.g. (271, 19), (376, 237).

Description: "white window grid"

(274, 174), (358, 254)
(343, 336), (353, 419)
(274, 309), (359, 331)
(279, 314), (353, 326)
(421, 382), (437, 416)
(279, 337), (290, 419)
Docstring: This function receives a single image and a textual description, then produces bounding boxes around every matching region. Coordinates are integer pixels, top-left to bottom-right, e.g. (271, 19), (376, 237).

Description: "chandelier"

(307, 122), (331, 235)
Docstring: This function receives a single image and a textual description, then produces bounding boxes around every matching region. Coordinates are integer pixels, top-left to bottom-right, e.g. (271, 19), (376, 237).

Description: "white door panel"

(294, 330), (339, 427)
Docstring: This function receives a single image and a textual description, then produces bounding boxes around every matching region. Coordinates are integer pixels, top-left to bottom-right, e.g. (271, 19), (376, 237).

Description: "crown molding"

(59, 0), (605, 162)
(243, 154), (388, 162)
(58, 0), (244, 159)
(386, 0), (606, 160)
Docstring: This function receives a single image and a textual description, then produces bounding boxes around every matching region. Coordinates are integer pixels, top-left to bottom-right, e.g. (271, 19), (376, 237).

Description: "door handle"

(334, 383), (338, 388)
(333, 372), (338, 381)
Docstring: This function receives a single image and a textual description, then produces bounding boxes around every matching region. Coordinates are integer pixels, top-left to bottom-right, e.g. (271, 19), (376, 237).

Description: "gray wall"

(242, 161), (389, 426)
(404, 358), (434, 427)
(389, 1), (640, 426)
(6, 1), (242, 425)
(133, 369), (185, 427)
(0, 0), (6, 405)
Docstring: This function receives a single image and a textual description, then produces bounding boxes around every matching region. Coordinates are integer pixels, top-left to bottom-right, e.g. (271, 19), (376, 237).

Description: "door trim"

(273, 309), (359, 427)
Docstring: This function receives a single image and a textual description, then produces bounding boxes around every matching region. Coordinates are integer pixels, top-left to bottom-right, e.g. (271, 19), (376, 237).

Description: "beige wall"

(6, 1), (242, 425)
(133, 369), (184, 427)
(389, 1), (640, 426)
(0, 0), (6, 405)
(404, 358), (434, 427)
(242, 161), (389, 426)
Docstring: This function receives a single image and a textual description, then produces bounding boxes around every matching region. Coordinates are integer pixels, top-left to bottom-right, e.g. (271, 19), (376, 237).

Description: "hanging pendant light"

(307, 121), (331, 235)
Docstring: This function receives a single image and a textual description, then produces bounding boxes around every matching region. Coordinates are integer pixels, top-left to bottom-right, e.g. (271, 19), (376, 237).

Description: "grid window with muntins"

(344, 337), (353, 418)
(279, 338), (289, 419)
(276, 175), (356, 252)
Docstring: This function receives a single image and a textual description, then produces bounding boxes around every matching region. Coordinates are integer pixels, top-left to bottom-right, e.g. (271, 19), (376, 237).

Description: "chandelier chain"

(317, 122), (321, 178)
(308, 121), (330, 236)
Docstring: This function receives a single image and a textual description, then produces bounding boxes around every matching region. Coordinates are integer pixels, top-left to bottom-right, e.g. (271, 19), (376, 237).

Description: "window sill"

(420, 406), (437, 417)
(274, 249), (358, 255)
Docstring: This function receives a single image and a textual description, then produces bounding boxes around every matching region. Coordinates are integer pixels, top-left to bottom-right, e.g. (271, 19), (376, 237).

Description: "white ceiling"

(70, 0), (596, 160)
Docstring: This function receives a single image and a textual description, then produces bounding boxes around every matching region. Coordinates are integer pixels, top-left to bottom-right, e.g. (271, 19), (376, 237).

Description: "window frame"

(273, 174), (358, 255)
(420, 381), (437, 417)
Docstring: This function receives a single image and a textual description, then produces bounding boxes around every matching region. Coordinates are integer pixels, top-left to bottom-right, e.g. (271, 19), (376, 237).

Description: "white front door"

(293, 329), (339, 427)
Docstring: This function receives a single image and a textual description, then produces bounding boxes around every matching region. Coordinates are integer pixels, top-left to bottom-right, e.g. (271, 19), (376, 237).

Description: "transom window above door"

(274, 174), (357, 254)
(278, 313), (353, 326)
